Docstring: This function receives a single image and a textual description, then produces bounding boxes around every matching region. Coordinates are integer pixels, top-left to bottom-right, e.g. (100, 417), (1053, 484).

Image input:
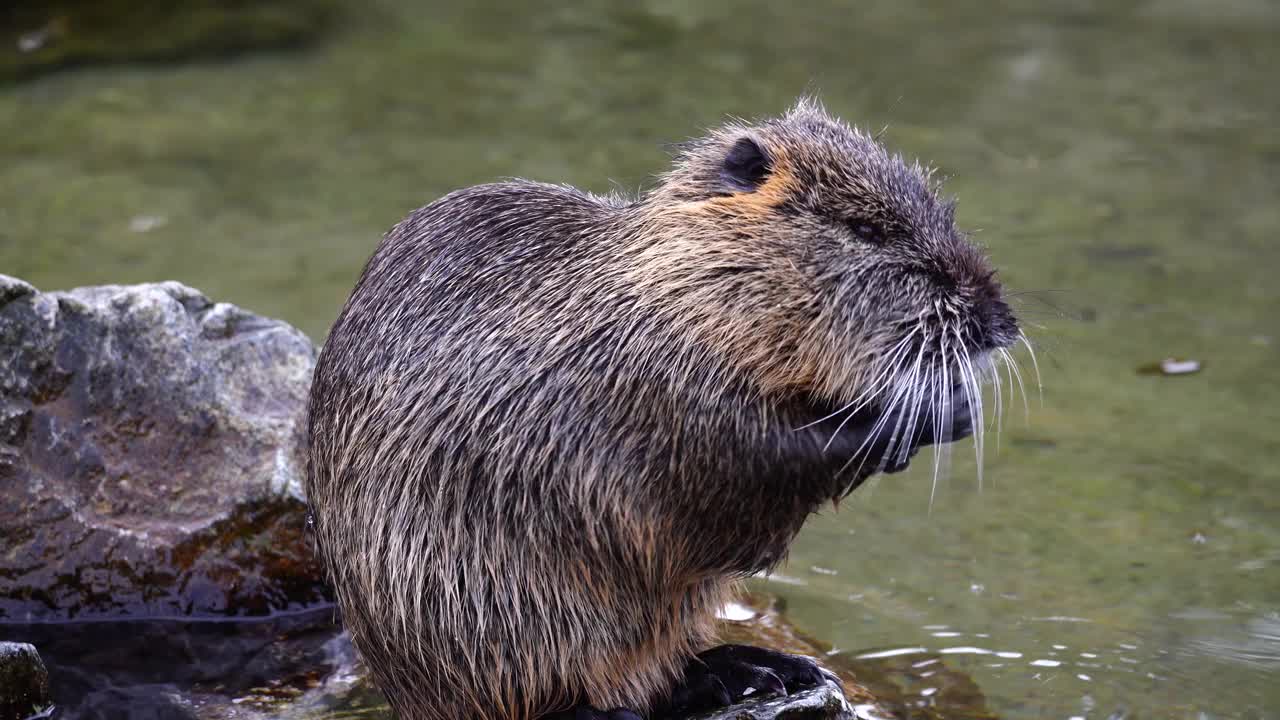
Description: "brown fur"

(305, 98), (1018, 720)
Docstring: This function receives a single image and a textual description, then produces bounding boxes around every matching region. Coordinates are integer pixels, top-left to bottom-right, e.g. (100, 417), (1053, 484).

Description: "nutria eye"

(720, 137), (772, 192)
(849, 221), (884, 244)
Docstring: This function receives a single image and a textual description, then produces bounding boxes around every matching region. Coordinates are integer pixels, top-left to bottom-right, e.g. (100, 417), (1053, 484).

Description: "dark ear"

(720, 137), (772, 192)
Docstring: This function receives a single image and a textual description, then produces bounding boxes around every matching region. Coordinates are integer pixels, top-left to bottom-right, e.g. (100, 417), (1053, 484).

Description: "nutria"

(305, 98), (1022, 720)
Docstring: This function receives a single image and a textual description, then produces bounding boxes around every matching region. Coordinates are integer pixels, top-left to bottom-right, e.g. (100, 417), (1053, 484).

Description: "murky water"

(3, 1), (1278, 717)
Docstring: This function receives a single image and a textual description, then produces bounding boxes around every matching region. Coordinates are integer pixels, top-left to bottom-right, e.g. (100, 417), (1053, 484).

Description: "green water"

(3, 1), (1278, 717)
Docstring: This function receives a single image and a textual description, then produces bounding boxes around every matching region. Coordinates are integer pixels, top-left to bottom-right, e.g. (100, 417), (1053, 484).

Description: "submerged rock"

(0, 0), (336, 83)
(0, 642), (51, 720)
(0, 275), (328, 621)
(8, 608), (345, 719)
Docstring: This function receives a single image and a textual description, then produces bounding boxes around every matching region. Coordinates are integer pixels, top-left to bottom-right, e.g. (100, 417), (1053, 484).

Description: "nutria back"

(306, 99), (1019, 720)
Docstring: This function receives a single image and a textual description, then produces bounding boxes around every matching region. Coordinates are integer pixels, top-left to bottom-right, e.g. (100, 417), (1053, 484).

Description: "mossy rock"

(0, 0), (336, 83)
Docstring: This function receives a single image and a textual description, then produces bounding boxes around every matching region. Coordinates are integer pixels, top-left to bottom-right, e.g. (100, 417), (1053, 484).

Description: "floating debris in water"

(761, 571), (807, 586)
(129, 214), (168, 233)
(16, 15), (66, 54)
(1137, 358), (1202, 376)
(716, 601), (757, 622)
(17, 28), (50, 54)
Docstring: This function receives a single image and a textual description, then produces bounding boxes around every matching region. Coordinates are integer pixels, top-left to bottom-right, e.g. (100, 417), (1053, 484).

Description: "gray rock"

(0, 275), (328, 621)
(0, 642), (51, 720)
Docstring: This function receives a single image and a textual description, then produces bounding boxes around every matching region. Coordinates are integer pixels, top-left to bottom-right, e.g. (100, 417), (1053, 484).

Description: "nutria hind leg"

(652, 644), (839, 717)
(542, 705), (643, 720)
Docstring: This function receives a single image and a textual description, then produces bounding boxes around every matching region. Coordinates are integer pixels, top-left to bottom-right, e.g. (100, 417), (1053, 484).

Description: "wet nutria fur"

(306, 98), (1022, 720)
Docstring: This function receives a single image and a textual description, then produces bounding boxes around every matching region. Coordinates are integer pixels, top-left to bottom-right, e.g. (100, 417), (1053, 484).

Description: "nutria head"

(632, 98), (1023, 479)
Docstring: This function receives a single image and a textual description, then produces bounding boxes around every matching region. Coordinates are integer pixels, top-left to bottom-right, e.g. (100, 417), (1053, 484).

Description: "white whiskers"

(819, 318), (1041, 510)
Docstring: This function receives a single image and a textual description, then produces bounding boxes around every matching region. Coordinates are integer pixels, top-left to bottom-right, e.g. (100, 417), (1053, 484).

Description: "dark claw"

(785, 381), (977, 486)
(662, 660), (732, 711)
(655, 644), (837, 717)
(859, 381), (975, 475)
(914, 382), (975, 446)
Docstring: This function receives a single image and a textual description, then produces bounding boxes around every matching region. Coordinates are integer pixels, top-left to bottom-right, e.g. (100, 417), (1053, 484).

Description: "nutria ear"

(720, 137), (772, 192)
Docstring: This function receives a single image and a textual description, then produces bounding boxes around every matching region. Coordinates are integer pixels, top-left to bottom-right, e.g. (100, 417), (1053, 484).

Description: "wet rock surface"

(8, 608), (351, 720)
(0, 275), (328, 621)
(0, 641), (51, 720)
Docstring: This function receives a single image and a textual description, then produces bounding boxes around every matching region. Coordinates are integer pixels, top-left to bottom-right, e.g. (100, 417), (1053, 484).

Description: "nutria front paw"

(655, 644), (838, 717)
(542, 704), (642, 720)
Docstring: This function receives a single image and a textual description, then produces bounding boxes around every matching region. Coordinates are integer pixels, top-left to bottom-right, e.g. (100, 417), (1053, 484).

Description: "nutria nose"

(962, 260), (1017, 349)
(979, 296), (1018, 350)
